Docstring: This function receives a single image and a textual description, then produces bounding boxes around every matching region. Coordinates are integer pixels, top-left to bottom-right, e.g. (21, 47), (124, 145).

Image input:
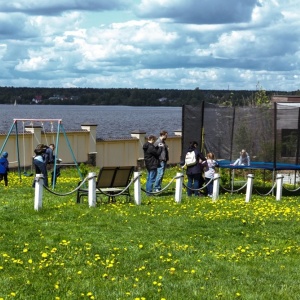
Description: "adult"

(45, 144), (55, 165)
(32, 144), (48, 187)
(231, 149), (250, 166)
(143, 135), (163, 195)
(0, 152), (9, 186)
(154, 130), (169, 192)
(185, 141), (206, 197)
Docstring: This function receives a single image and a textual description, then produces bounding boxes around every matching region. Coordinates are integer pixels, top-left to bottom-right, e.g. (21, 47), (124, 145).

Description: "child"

(231, 149), (250, 166)
(204, 152), (218, 197)
(0, 152), (9, 186)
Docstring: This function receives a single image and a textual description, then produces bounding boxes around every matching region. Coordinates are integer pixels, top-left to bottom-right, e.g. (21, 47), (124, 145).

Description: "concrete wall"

(0, 124), (182, 169)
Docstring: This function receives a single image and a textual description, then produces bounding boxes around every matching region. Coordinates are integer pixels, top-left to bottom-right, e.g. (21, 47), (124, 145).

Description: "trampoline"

(217, 160), (300, 171)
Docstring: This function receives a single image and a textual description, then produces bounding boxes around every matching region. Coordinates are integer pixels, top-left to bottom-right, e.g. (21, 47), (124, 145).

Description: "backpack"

(185, 150), (197, 166)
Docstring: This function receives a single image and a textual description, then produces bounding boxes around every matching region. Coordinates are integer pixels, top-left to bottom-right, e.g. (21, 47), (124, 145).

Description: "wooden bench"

(77, 166), (134, 203)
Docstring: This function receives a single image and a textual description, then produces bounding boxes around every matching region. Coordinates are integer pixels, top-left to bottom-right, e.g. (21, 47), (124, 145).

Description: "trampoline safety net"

(182, 102), (300, 166)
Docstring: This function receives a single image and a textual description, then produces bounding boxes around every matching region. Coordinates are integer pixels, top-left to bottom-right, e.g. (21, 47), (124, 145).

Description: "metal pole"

(88, 172), (96, 207)
(212, 173), (220, 201)
(245, 174), (254, 203)
(175, 172), (183, 203)
(34, 174), (44, 211)
(276, 174), (284, 201)
(134, 172), (141, 205)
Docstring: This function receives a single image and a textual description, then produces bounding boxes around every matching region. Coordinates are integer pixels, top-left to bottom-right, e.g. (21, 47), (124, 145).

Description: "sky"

(0, 0), (299, 91)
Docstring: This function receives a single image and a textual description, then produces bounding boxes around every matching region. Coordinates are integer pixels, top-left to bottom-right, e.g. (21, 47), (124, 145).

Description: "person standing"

(32, 144), (48, 187)
(0, 152), (9, 187)
(143, 135), (163, 196)
(203, 152), (218, 197)
(185, 141), (206, 197)
(154, 130), (169, 192)
(45, 144), (55, 165)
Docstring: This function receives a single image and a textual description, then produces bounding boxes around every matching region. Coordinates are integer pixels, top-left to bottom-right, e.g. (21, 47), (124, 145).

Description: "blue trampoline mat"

(217, 160), (300, 171)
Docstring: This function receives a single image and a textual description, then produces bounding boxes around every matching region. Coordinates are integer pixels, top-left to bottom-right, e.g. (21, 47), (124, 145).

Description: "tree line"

(0, 86), (298, 107)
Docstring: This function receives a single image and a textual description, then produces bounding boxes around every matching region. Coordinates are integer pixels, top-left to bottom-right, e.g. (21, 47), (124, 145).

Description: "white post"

(134, 172), (141, 205)
(245, 174), (254, 203)
(88, 172), (96, 207)
(276, 174), (284, 201)
(175, 172), (183, 203)
(34, 174), (44, 211)
(212, 173), (220, 201)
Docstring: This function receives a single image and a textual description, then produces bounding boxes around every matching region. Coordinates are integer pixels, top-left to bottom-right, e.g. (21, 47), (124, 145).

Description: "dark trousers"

(0, 173), (8, 186)
(32, 160), (48, 187)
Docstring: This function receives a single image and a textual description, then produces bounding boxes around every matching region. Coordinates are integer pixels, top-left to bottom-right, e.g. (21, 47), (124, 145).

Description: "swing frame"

(0, 118), (83, 189)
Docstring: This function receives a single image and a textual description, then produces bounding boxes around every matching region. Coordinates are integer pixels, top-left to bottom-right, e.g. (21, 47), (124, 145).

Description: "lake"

(0, 105), (182, 139)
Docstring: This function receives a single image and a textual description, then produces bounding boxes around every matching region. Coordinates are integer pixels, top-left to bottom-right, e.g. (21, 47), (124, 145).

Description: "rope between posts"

(282, 185), (300, 192)
(254, 181), (277, 196)
(40, 174), (97, 196)
(141, 174), (184, 195)
(97, 173), (142, 197)
(220, 181), (248, 193)
(182, 177), (214, 192)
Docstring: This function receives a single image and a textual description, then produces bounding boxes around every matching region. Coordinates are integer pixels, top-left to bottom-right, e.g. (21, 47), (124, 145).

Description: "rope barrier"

(140, 174), (184, 195)
(182, 177), (213, 193)
(40, 174), (96, 196)
(282, 184), (300, 192)
(254, 181), (277, 196)
(97, 173), (141, 197)
(219, 181), (248, 193)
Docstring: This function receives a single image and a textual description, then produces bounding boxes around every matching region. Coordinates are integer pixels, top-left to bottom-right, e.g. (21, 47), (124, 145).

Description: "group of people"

(32, 143), (61, 187)
(185, 141), (219, 197)
(142, 130), (169, 195)
(142, 132), (250, 197)
(0, 144), (60, 188)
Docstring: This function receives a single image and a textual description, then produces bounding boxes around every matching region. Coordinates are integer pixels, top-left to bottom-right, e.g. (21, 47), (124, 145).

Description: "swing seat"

(23, 171), (33, 177)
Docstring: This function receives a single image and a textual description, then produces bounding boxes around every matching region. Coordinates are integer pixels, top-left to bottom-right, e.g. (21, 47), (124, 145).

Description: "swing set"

(0, 118), (83, 188)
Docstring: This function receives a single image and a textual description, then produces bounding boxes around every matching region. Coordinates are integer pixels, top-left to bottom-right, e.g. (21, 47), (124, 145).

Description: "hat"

(2, 151), (8, 158)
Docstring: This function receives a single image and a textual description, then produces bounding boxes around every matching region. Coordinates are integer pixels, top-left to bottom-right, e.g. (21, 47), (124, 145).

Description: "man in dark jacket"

(154, 130), (169, 192)
(185, 141), (206, 197)
(143, 135), (163, 195)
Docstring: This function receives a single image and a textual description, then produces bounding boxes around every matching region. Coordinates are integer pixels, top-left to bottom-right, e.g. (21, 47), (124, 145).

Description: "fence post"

(34, 174), (44, 211)
(212, 173), (220, 201)
(245, 174), (254, 203)
(88, 172), (96, 207)
(276, 174), (284, 201)
(134, 172), (141, 205)
(175, 172), (183, 203)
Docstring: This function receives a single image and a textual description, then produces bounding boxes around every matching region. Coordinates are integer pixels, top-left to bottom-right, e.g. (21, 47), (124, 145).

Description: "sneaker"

(208, 194), (212, 197)
(155, 189), (160, 192)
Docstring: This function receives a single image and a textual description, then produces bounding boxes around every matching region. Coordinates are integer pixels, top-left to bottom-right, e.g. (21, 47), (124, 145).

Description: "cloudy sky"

(0, 0), (299, 91)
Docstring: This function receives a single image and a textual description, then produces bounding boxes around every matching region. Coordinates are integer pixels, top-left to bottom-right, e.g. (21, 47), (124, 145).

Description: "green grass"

(0, 167), (300, 299)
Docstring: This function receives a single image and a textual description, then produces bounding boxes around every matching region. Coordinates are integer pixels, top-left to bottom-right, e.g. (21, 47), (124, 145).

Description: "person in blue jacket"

(0, 151), (9, 186)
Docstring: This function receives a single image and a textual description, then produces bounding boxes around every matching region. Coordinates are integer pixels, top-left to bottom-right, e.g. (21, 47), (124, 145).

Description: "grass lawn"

(0, 167), (300, 300)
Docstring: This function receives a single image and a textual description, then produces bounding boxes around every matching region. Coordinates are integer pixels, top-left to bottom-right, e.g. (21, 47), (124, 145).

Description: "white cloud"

(0, 0), (299, 91)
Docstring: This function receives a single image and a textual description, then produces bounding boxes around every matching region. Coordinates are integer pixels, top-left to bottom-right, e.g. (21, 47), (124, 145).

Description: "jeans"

(146, 169), (157, 195)
(154, 161), (166, 191)
(187, 173), (202, 196)
(205, 177), (213, 195)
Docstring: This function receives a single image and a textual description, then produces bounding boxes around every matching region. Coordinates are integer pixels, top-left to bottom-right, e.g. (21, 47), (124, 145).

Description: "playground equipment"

(0, 118), (83, 188)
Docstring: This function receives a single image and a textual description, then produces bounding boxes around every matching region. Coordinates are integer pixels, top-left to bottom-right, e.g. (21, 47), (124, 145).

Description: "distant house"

(32, 95), (42, 104)
(271, 95), (300, 103)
